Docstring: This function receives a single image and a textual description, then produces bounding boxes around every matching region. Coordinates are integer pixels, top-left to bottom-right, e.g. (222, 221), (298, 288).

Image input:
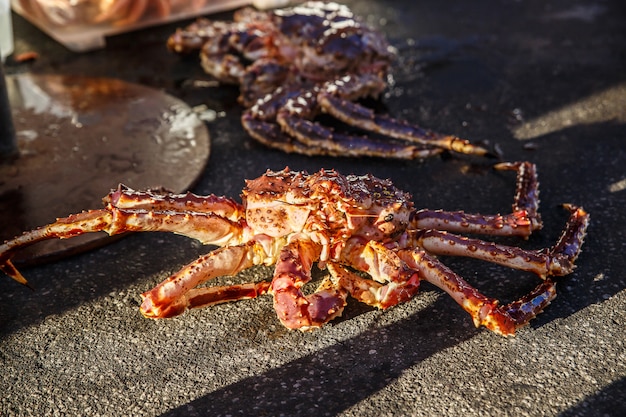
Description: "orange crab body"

(0, 163), (588, 335)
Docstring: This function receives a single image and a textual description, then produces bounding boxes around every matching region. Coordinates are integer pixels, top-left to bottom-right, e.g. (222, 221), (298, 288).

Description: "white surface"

(0, 0), (14, 61)
(9, 0), (264, 52)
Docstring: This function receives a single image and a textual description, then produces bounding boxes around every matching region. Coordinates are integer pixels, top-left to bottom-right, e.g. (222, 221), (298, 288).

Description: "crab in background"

(168, 1), (492, 159)
(0, 162), (588, 336)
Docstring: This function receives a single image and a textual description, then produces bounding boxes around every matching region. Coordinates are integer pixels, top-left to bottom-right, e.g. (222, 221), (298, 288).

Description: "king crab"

(0, 162), (588, 336)
(168, 1), (492, 159)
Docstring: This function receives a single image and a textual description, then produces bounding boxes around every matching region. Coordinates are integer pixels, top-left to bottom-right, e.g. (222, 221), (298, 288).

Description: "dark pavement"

(1, 1), (625, 416)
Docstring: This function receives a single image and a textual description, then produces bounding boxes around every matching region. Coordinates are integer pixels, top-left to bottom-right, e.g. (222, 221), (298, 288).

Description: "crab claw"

(271, 240), (349, 330)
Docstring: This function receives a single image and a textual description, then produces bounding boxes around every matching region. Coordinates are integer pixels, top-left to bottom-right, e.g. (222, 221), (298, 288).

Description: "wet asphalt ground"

(1, 1), (625, 416)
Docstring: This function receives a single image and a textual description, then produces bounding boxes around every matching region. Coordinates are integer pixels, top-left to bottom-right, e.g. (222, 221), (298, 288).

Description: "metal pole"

(0, 61), (18, 161)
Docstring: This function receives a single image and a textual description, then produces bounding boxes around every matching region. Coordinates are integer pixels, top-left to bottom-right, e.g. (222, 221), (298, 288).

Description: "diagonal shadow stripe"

(158, 295), (480, 417)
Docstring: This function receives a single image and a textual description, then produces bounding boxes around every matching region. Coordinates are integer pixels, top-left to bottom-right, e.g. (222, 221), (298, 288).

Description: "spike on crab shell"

(244, 167), (305, 197)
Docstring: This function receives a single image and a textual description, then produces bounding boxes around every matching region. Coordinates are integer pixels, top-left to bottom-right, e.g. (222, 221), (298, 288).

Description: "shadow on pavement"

(158, 295), (478, 417)
(559, 377), (626, 417)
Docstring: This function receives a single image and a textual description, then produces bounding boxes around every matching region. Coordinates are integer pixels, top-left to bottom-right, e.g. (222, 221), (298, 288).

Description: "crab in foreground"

(0, 162), (588, 336)
(168, 1), (491, 159)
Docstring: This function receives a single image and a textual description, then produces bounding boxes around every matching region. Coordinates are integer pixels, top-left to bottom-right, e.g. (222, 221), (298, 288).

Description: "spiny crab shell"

(243, 168), (412, 245)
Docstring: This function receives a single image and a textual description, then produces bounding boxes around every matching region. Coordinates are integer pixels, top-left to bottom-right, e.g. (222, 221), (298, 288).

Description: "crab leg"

(494, 161), (542, 231)
(0, 210), (114, 286)
(140, 242), (268, 318)
(399, 249), (557, 336)
(184, 281), (272, 311)
(242, 85), (441, 158)
(317, 74), (491, 157)
(167, 19), (216, 54)
(243, 110), (439, 158)
(412, 161), (542, 236)
(251, 87), (441, 159)
(201, 33), (275, 86)
(242, 115), (334, 156)
(412, 209), (537, 237)
(0, 190), (247, 286)
(242, 87), (335, 156)
(280, 116), (442, 159)
(271, 240), (349, 330)
(106, 185), (244, 221)
(414, 204), (588, 277)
